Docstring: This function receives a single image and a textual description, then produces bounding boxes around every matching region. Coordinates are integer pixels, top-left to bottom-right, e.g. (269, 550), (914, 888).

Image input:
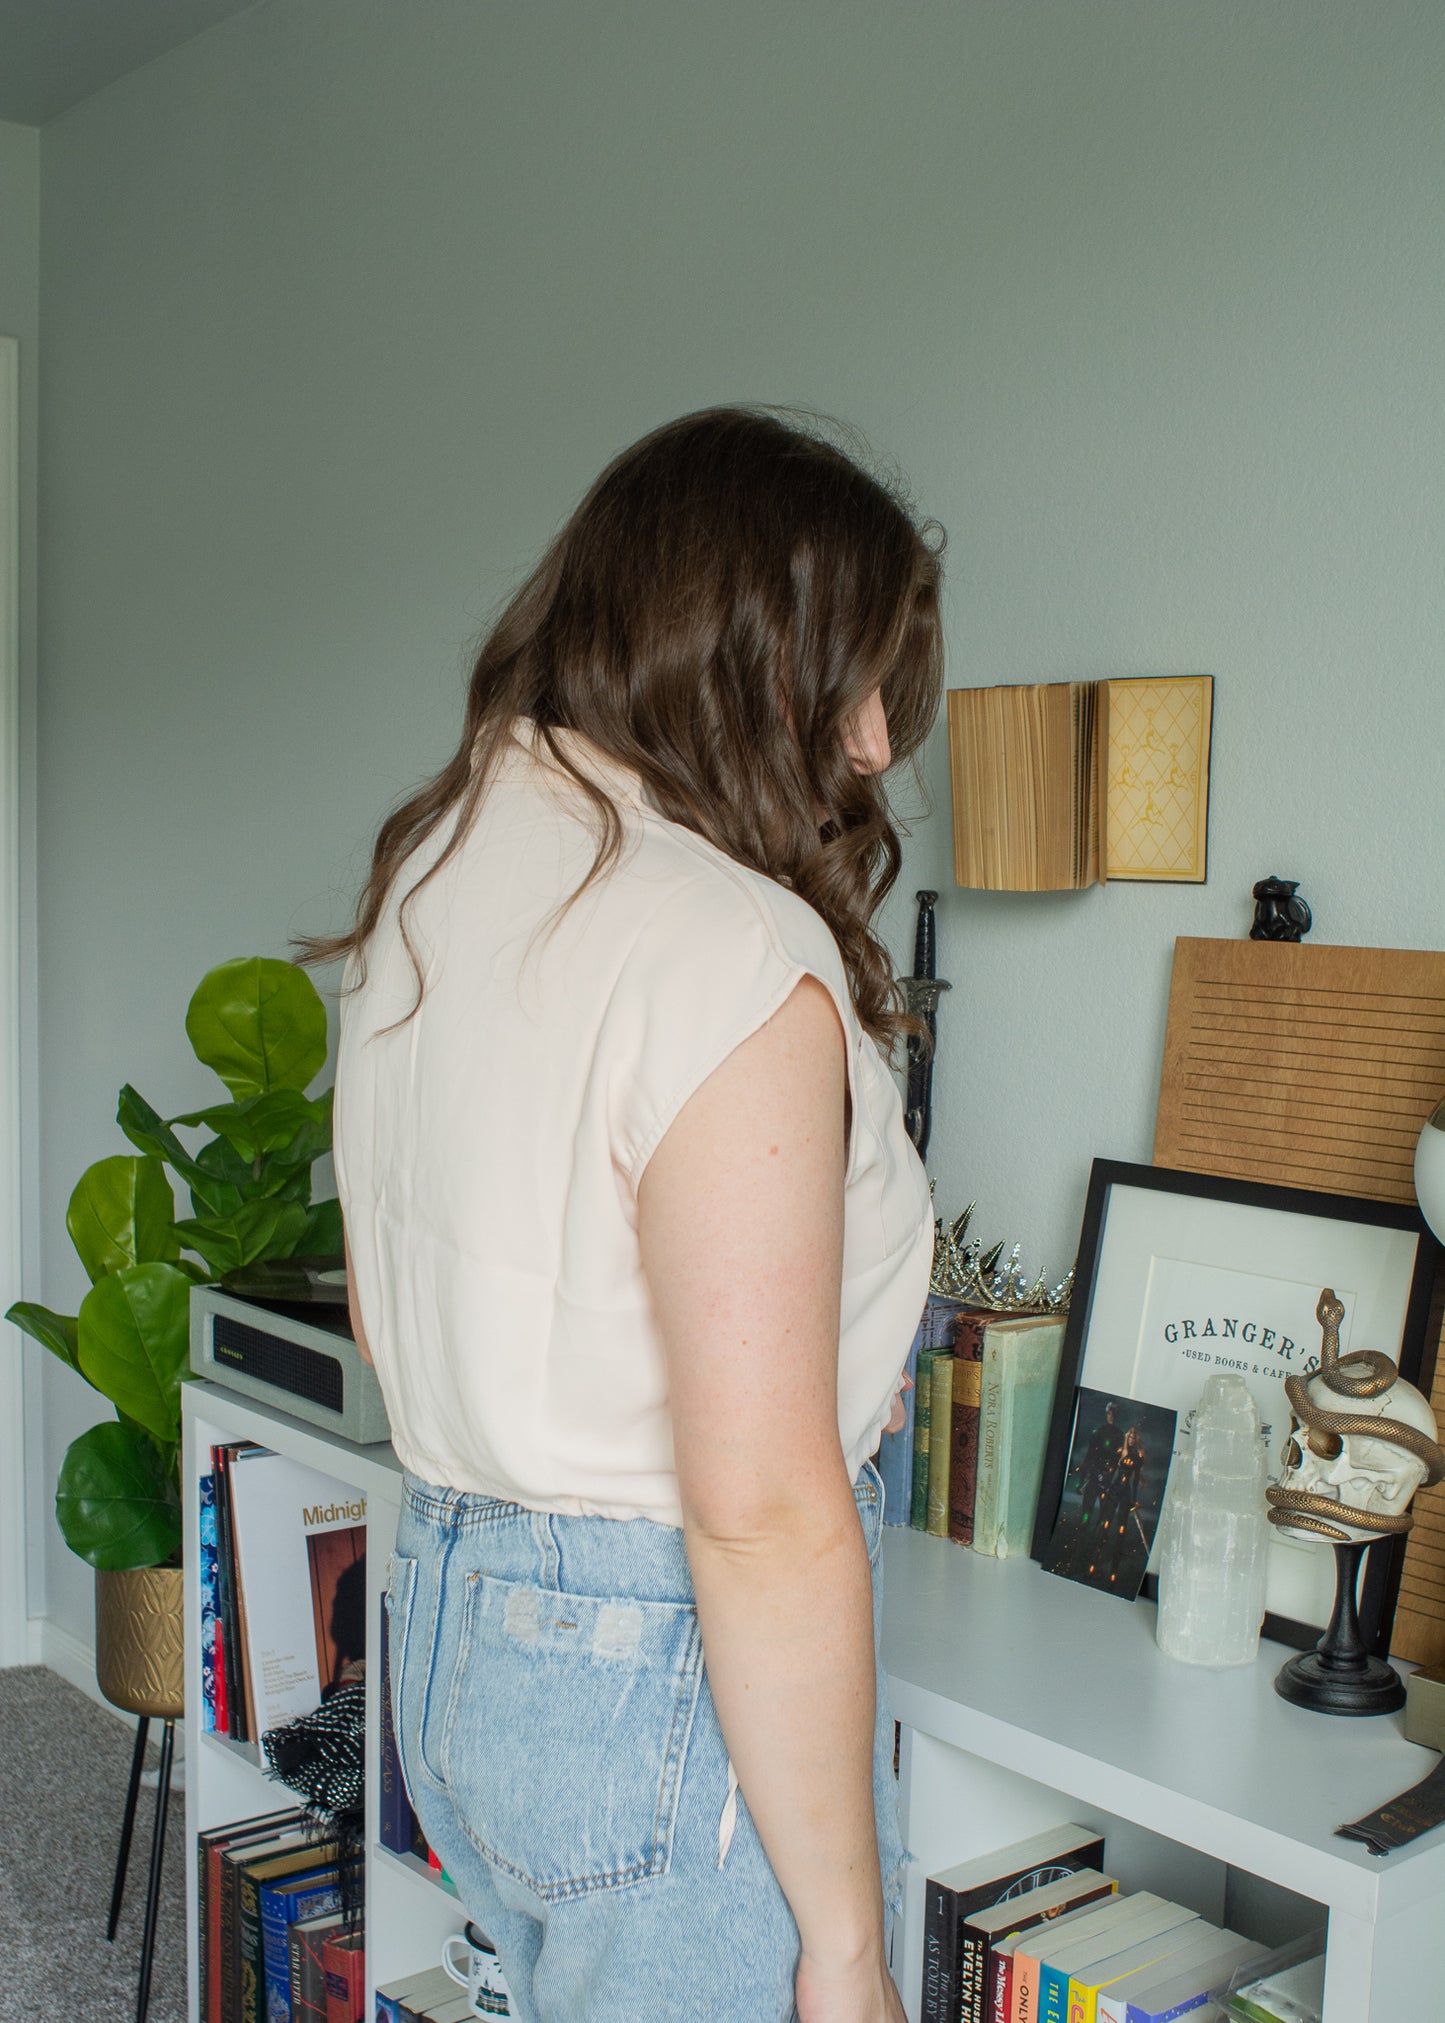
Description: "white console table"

(881, 1527), (1445, 2023)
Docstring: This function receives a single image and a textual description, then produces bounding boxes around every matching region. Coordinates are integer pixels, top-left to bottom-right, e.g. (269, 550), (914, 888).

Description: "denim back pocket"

(440, 1571), (704, 1901)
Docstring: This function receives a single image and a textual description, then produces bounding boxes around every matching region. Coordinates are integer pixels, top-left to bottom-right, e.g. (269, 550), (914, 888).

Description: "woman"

(319, 408), (943, 2022)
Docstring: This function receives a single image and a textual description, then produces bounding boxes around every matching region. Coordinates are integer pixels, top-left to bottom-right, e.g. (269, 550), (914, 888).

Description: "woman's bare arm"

(639, 976), (902, 2020)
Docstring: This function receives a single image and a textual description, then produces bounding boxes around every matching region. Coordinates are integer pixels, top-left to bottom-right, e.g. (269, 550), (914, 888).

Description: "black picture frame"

(1031, 1159), (1439, 1653)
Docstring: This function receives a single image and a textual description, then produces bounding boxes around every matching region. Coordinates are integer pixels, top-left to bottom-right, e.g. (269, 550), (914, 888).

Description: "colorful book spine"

(261, 1872), (341, 2023)
(926, 1352), (955, 1536)
(322, 1929), (365, 2023)
(946, 1312), (988, 1545)
(199, 1472), (219, 1730)
(287, 1913), (339, 2023)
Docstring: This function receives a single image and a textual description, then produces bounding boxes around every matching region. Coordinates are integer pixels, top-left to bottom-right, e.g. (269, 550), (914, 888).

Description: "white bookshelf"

(181, 1381), (463, 2023)
(183, 1380), (1444, 2023)
(882, 1526), (1445, 2023)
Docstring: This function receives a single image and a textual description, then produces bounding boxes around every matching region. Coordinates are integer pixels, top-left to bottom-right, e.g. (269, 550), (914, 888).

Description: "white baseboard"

(29, 1612), (187, 1762)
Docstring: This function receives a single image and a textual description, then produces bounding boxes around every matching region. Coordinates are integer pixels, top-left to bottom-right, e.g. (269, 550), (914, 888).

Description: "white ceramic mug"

(441, 1922), (512, 2017)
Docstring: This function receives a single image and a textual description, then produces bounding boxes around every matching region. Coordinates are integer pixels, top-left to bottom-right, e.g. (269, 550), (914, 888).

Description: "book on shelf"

(1061, 1909), (1206, 2023)
(1033, 1895), (1194, 2023)
(374, 1967), (465, 2021)
(198, 1811), (303, 2023)
(1098, 1930), (1264, 2023)
(260, 1862), (342, 2023)
(946, 1311), (988, 1546)
(926, 1351), (955, 1536)
(236, 1839), (339, 2023)
(287, 1910), (347, 2023)
(212, 1442), (263, 1741)
(919, 1824), (1106, 2023)
(877, 1314), (924, 1525)
(972, 1316), (1067, 1559)
(955, 1867), (1116, 2023)
(379, 1609), (432, 1864)
(320, 1926), (365, 2023)
(947, 675), (1213, 891)
(226, 1447), (367, 1742)
(200, 1469), (220, 1731)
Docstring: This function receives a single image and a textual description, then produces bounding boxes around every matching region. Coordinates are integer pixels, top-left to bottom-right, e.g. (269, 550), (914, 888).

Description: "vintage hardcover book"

(289, 1911), (346, 2023)
(911, 1345), (939, 1530)
(972, 1317), (1067, 1559)
(197, 1811), (299, 2023)
(321, 1926), (365, 2023)
(235, 1841), (338, 2023)
(956, 1870), (1116, 2023)
(217, 1827), (312, 2023)
(919, 1826), (1106, 2023)
(261, 1866), (341, 2023)
(926, 1352), (955, 1537)
(948, 676), (1212, 890)
(1037, 1899), (1191, 2023)
(946, 1312), (989, 1546)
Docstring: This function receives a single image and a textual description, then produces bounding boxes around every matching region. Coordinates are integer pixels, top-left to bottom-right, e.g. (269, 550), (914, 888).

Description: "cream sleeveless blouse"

(334, 722), (933, 1526)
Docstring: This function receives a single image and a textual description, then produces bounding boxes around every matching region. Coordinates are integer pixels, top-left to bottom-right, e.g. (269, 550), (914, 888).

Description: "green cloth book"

(971, 1316), (1066, 1558)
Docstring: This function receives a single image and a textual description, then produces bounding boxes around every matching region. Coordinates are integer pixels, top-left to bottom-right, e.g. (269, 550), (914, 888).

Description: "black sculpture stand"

(1274, 1539), (1406, 1716)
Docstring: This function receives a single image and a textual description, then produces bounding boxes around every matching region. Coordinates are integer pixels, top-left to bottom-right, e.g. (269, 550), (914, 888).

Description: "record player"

(189, 1257), (392, 1444)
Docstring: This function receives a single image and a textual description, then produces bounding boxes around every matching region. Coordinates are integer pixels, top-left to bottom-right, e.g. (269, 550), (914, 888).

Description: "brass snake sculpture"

(1264, 1289), (1445, 1543)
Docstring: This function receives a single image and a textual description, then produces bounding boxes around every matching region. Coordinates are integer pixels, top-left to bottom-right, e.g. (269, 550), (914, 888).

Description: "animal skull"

(1274, 1372), (1438, 1544)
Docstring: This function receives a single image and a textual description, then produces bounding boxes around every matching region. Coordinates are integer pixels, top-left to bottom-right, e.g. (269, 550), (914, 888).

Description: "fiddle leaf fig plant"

(5, 956), (339, 1571)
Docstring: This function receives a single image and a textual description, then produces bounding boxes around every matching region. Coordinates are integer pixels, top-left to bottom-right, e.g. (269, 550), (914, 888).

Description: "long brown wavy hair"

(301, 407), (945, 1047)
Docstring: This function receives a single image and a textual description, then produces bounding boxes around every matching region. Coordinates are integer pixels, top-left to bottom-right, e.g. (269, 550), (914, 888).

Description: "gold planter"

(95, 1565), (185, 1720)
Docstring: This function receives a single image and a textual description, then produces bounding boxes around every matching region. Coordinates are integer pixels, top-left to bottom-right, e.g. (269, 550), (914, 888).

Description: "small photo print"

(1041, 1387), (1177, 1599)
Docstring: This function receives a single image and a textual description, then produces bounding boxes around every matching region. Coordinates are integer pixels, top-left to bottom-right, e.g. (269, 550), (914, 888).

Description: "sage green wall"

(0, 116), (40, 1631)
(31, 1), (1445, 1640)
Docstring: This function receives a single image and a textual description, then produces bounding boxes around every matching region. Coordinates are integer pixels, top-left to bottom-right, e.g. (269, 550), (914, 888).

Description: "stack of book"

(200, 1442), (367, 1743)
(197, 1809), (363, 2023)
(376, 1964), (508, 2020)
(921, 1826), (1266, 2023)
(878, 1298), (1065, 1555)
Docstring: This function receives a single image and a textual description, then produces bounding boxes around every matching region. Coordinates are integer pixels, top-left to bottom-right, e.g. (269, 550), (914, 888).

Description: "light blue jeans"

(387, 1460), (906, 2022)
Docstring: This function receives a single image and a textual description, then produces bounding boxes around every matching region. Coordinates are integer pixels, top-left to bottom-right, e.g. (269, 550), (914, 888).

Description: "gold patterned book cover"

(948, 675), (1212, 890)
(1104, 674), (1213, 882)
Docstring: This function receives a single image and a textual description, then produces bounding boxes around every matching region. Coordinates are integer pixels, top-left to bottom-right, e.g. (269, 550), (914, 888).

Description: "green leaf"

(56, 1420), (182, 1570)
(66, 1157), (178, 1284)
(76, 1263), (192, 1443)
(170, 1087), (332, 1164)
(294, 1197), (343, 1257)
(5, 1302), (84, 1375)
(186, 958), (328, 1101)
(117, 1085), (206, 1182)
(173, 1198), (309, 1278)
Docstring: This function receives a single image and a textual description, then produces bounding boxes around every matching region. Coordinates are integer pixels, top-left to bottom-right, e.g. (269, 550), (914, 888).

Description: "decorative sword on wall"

(900, 890), (950, 1165)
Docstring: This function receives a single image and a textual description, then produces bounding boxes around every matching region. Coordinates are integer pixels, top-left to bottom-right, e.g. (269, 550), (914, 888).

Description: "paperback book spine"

(946, 1313), (988, 1546)
(288, 1916), (334, 2023)
(920, 1874), (956, 2023)
(199, 1471), (219, 1730)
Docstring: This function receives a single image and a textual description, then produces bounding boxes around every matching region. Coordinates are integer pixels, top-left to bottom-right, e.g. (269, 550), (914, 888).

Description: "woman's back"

(336, 718), (933, 1524)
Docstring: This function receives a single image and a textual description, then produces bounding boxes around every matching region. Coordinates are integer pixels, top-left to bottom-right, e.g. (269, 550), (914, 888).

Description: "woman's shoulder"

(629, 811), (850, 999)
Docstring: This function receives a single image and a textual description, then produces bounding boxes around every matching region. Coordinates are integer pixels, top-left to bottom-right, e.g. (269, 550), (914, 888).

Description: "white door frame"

(0, 336), (28, 1666)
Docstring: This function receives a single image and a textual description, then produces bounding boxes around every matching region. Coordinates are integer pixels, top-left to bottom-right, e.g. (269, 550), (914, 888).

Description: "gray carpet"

(0, 1666), (187, 2023)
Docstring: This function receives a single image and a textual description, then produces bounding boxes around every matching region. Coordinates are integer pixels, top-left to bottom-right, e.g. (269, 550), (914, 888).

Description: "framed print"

(1031, 1160), (1439, 1651)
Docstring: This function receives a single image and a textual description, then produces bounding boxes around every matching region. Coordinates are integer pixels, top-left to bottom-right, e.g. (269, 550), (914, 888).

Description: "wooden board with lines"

(1153, 937), (1445, 1666)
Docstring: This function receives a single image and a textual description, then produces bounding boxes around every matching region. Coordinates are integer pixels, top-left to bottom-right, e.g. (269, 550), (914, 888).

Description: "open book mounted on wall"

(947, 674), (1213, 890)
